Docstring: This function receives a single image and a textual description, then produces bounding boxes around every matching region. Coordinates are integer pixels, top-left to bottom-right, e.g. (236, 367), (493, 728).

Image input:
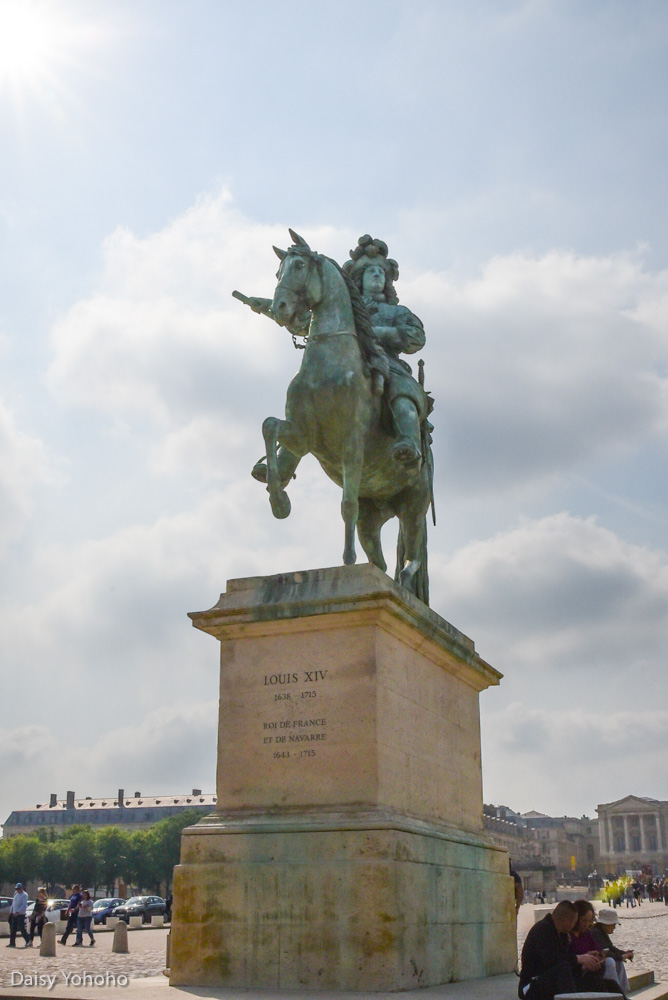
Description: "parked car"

(91, 898), (124, 925)
(113, 896), (166, 924)
(25, 901), (36, 918)
(0, 898), (12, 925)
(45, 899), (71, 921)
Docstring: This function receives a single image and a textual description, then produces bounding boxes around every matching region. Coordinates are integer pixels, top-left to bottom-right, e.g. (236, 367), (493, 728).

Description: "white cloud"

(0, 705), (218, 821)
(0, 397), (55, 550)
(406, 249), (668, 496)
(482, 703), (668, 817)
(433, 512), (668, 676)
(46, 196), (668, 501)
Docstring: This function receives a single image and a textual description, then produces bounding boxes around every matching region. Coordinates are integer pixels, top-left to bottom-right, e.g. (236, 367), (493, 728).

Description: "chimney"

(118, 788), (124, 807)
(49, 793), (57, 808)
(192, 788), (202, 796)
(66, 791), (75, 810)
(134, 791), (141, 797)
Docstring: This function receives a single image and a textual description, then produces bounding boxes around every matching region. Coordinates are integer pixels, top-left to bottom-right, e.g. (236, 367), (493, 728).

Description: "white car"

(45, 899), (70, 921)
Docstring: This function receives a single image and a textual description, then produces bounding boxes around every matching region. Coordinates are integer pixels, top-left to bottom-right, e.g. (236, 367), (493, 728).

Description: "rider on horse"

(245, 233), (432, 484)
(342, 235), (432, 466)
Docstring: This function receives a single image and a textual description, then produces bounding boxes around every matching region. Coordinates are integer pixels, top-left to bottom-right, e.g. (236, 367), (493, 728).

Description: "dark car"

(112, 896), (166, 924)
(91, 898), (124, 925)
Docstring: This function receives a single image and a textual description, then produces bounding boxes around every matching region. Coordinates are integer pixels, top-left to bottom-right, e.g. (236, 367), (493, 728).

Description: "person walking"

(7, 883), (30, 948)
(73, 890), (95, 947)
(60, 884), (82, 945)
(27, 887), (48, 946)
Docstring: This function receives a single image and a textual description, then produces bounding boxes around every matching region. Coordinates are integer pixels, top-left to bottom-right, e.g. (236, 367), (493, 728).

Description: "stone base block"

(169, 813), (516, 991)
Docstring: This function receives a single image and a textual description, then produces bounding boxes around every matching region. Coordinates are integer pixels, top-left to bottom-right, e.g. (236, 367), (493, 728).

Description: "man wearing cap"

(592, 907), (633, 996)
(7, 883), (30, 947)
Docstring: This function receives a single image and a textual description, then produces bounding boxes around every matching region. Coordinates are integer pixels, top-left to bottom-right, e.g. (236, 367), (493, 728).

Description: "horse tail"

(395, 517), (429, 606)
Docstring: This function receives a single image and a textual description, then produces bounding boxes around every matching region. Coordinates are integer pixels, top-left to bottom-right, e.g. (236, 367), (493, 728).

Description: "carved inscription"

(261, 669), (330, 760)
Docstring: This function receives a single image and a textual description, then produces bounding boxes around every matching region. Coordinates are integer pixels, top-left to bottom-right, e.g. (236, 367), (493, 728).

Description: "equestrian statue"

(233, 231), (435, 605)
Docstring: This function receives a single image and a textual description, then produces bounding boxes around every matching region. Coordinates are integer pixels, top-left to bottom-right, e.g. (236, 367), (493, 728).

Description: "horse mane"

(284, 244), (390, 382)
(323, 256), (390, 383)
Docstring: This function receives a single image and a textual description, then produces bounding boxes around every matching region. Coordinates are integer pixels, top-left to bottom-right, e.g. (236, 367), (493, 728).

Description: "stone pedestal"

(170, 564), (516, 991)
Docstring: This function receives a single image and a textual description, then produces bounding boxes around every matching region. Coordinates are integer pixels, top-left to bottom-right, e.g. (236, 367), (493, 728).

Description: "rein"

(276, 249), (325, 350)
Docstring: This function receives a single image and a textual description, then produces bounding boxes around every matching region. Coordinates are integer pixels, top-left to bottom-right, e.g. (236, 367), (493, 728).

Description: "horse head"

(271, 236), (322, 328)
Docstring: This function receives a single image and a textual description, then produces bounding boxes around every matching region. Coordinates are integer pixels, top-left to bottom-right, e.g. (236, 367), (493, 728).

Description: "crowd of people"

(6, 882), (96, 949)
(519, 898), (635, 999)
(603, 874), (668, 907)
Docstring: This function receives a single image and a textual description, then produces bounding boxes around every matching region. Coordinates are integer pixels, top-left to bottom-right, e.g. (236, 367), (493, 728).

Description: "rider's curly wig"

(343, 235), (400, 306)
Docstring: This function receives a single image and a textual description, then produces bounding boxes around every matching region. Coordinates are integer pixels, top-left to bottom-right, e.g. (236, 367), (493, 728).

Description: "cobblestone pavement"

(0, 927), (169, 988)
(518, 900), (668, 983)
(0, 906), (666, 996)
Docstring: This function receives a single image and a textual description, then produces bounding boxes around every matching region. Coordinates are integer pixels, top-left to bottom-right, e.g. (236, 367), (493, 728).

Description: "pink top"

(570, 929), (599, 955)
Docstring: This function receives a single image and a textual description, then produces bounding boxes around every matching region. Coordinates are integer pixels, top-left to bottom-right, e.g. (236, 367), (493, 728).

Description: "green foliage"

(96, 827), (131, 895)
(1, 835), (42, 886)
(0, 810), (202, 894)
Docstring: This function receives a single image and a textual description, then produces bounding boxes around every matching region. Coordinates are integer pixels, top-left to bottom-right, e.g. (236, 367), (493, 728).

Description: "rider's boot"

(251, 446), (300, 487)
(391, 397), (422, 465)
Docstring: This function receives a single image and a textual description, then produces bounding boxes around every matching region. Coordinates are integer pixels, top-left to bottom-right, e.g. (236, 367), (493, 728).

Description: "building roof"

(29, 793), (216, 811)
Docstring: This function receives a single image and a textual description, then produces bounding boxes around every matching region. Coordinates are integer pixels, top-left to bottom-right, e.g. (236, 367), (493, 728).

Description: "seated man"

(519, 899), (623, 999)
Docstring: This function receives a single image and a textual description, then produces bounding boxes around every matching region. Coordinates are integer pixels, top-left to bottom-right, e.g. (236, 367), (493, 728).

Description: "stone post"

(112, 921), (129, 954)
(40, 922), (56, 957)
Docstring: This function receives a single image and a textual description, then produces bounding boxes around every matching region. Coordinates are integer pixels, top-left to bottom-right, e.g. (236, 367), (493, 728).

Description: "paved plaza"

(0, 905), (665, 999)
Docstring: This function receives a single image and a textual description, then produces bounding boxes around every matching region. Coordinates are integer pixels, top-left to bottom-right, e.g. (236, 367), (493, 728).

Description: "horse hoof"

(343, 551), (357, 566)
(392, 440), (421, 465)
(398, 565), (417, 592)
(269, 490), (291, 519)
(251, 461), (268, 483)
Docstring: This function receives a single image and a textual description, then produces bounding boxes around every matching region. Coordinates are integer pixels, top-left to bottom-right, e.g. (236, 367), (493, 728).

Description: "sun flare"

(0, 1), (60, 83)
(0, 0), (101, 106)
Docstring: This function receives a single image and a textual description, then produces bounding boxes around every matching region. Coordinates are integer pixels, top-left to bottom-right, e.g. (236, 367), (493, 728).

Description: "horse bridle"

(275, 248), (323, 348)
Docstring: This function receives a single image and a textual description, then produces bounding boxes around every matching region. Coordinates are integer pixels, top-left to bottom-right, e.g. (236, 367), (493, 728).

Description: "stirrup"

(251, 460), (268, 483)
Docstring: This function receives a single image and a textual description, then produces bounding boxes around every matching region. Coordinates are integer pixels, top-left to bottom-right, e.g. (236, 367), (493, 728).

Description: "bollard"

(40, 922), (57, 957)
(129, 916), (143, 929)
(112, 920), (129, 954)
(165, 931), (170, 969)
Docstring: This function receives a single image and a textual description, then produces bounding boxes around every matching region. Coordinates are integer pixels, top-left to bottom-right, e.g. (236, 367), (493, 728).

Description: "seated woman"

(592, 907), (633, 997)
(570, 899), (625, 996)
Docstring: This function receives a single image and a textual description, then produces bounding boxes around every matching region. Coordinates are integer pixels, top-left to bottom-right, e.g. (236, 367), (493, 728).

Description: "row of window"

(7, 804), (212, 827)
(612, 814), (657, 828)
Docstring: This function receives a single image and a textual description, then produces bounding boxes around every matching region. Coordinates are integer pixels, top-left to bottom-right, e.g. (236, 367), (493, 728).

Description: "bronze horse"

(238, 231), (434, 604)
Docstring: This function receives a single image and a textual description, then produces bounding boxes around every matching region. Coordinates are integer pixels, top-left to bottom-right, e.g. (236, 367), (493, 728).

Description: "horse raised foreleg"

(262, 416), (291, 519)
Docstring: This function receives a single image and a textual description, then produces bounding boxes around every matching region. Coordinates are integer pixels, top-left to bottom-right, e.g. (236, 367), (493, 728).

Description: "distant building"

(2, 788), (216, 837)
(483, 804), (599, 881)
(597, 795), (668, 876)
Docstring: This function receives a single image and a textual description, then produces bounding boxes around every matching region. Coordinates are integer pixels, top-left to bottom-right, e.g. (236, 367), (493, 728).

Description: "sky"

(1, 0), (667, 830)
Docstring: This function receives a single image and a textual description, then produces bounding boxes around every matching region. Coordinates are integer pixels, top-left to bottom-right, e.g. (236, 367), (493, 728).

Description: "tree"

(38, 841), (66, 894)
(59, 828), (99, 891)
(125, 830), (154, 894)
(145, 810), (202, 894)
(96, 827), (131, 895)
(1, 835), (42, 887)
